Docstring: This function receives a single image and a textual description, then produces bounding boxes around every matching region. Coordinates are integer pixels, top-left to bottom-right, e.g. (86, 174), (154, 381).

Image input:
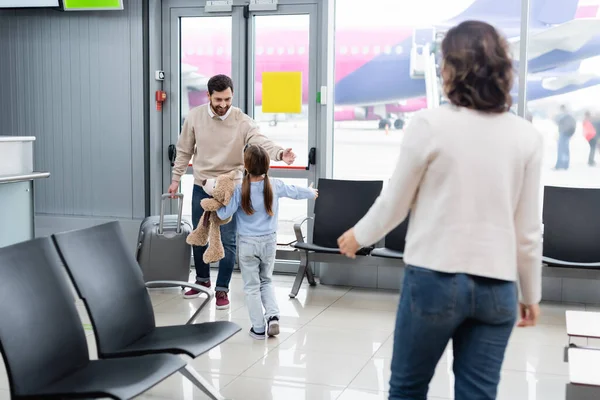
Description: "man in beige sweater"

(168, 74), (295, 309)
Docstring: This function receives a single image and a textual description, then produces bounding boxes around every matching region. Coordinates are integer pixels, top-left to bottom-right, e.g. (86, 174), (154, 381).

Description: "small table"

(567, 311), (600, 339)
(564, 311), (600, 362)
(566, 348), (600, 400)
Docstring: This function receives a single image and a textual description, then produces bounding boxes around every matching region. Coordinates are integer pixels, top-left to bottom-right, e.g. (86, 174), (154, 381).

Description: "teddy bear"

(186, 171), (238, 264)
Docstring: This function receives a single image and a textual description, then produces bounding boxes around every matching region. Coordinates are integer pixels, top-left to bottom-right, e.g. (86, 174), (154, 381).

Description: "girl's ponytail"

(241, 170), (254, 215)
(263, 175), (274, 216)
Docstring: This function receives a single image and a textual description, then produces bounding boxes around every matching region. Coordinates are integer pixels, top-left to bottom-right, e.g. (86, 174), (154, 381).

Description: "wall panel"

(0, 1), (146, 219)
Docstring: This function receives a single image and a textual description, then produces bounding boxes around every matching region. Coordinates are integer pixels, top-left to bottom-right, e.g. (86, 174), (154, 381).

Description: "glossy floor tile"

(1, 271), (595, 400)
(242, 346), (373, 387)
(222, 377), (345, 400)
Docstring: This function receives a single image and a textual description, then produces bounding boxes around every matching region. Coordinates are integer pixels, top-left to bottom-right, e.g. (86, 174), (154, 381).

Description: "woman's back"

(350, 19), (543, 306)
(404, 104), (542, 291)
(339, 20), (543, 400)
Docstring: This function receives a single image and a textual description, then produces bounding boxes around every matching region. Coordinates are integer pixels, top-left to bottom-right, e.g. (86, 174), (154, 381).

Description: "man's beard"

(212, 103), (230, 116)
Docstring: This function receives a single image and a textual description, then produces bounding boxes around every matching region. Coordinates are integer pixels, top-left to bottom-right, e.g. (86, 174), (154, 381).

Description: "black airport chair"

(0, 237), (186, 399)
(370, 215), (409, 260)
(290, 178), (383, 297)
(542, 186), (600, 269)
(52, 221), (241, 400)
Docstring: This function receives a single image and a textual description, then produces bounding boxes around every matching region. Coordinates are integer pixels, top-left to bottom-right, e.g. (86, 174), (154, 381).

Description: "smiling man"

(168, 74), (296, 309)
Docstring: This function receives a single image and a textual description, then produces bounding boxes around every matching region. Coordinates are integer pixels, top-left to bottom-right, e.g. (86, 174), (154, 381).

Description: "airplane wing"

(439, 0), (579, 37)
(514, 72), (600, 101)
(532, 61), (582, 76)
(511, 19), (600, 62)
(540, 72), (600, 91)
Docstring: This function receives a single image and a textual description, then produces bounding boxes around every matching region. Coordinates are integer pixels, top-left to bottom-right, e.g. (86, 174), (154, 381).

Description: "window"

(179, 16), (233, 219)
(525, 6), (600, 189)
(333, 0), (523, 181)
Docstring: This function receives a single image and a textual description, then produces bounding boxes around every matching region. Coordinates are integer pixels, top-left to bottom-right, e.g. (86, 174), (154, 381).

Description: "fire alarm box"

(156, 90), (167, 111)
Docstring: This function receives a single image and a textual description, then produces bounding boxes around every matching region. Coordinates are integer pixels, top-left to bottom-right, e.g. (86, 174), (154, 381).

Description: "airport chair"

(291, 178), (383, 298)
(52, 221), (241, 400)
(542, 186), (600, 269)
(370, 214), (409, 260)
(0, 237), (186, 400)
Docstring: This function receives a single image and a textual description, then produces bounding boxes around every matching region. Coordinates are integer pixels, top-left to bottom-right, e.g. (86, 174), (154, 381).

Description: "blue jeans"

(191, 184), (237, 292)
(555, 133), (571, 169)
(238, 233), (280, 333)
(389, 266), (517, 400)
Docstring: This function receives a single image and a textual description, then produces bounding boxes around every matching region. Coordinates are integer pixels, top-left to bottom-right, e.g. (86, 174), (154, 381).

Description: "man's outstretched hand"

(282, 148), (296, 165)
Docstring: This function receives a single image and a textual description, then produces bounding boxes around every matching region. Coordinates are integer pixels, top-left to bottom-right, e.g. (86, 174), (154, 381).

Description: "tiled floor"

(0, 272), (594, 399)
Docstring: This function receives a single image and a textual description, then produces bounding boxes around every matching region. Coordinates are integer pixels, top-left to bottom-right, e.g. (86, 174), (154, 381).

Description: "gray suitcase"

(136, 193), (193, 283)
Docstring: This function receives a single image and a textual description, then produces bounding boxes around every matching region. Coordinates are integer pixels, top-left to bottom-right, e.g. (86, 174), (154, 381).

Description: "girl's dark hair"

(241, 144), (274, 216)
(441, 20), (513, 113)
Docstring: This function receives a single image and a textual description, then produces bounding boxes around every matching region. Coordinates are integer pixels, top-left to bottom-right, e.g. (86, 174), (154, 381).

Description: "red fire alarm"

(156, 90), (167, 111)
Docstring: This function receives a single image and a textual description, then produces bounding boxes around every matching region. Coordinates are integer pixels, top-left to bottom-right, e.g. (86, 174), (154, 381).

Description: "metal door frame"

(244, 4), (319, 273)
(161, 3), (247, 194)
(159, 0), (329, 273)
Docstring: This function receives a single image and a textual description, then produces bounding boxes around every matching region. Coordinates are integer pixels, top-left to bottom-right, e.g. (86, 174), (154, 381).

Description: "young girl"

(216, 144), (318, 339)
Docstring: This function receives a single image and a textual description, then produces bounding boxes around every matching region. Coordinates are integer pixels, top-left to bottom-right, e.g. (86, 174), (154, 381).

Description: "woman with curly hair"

(338, 21), (543, 400)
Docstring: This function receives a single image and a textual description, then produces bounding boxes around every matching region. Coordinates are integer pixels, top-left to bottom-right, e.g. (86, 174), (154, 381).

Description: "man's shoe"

(215, 291), (230, 310)
(183, 281), (211, 299)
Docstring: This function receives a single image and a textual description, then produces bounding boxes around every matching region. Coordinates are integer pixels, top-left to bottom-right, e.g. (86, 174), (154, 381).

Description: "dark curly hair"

(207, 74), (234, 95)
(441, 20), (513, 113)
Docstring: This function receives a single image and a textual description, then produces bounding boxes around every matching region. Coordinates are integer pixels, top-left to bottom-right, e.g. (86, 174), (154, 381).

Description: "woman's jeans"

(389, 266), (517, 400)
(238, 233), (280, 333)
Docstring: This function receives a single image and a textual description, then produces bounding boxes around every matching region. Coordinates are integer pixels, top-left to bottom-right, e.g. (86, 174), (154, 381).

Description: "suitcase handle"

(159, 193), (184, 235)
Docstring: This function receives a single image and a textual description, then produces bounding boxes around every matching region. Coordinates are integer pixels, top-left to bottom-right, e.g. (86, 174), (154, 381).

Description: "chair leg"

(289, 251), (309, 298)
(305, 260), (317, 286)
(180, 364), (226, 400)
(186, 294), (210, 325)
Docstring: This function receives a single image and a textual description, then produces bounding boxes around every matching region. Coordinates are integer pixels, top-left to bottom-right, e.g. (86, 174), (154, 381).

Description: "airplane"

(179, 0), (600, 130)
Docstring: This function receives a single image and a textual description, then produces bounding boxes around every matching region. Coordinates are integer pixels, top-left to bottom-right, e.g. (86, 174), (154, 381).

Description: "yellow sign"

(261, 72), (303, 114)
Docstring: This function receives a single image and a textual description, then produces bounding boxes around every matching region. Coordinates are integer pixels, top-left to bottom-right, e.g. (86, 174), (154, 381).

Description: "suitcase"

(136, 193), (193, 283)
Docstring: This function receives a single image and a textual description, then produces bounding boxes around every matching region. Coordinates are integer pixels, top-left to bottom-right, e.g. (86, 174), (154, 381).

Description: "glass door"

(245, 5), (318, 263)
(162, 3), (245, 218)
(162, 1), (321, 273)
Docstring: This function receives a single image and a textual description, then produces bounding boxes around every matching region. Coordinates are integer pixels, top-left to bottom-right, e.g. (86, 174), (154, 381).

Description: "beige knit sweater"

(171, 104), (284, 186)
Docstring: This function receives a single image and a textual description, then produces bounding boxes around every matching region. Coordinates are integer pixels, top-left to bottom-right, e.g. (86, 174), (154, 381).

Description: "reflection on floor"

(0, 272), (592, 399)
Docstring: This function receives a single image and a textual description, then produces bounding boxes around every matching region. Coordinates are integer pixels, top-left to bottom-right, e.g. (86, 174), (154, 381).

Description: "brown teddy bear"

(186, 171), (238, 264)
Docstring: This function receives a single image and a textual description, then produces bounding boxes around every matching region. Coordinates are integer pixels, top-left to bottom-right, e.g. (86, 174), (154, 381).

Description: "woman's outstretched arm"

(339, 114), (435, 256)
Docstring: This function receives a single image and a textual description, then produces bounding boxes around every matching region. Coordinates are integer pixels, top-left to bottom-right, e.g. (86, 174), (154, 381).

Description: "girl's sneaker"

(249, 328), (266, 340)
(267, 316), (280, 337)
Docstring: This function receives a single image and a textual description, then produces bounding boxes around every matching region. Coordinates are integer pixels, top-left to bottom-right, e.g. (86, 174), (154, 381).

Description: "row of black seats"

(0, 222), (240, 400)
(542, 185), (600, 269)
(288, 179), (408, 298)
(288, 180), (600, 298)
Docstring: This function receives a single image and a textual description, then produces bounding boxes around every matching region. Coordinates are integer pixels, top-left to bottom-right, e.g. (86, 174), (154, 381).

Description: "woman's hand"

(517, 303), (540, 327)
(338, 228), (361, 259)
